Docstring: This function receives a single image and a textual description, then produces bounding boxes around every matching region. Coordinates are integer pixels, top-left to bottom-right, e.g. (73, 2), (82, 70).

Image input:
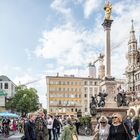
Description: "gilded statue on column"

(104, 1), (112, 20)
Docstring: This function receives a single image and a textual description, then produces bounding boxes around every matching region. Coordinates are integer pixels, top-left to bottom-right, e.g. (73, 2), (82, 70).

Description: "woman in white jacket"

(93, 115), (110, 140)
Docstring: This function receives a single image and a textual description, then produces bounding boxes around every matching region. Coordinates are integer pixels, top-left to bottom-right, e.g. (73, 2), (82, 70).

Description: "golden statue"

(104, 1), (112, 20)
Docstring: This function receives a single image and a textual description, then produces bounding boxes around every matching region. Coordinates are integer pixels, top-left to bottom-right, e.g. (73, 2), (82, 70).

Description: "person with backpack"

(60, 117), (78, 140)
(35, 111), (48, 140)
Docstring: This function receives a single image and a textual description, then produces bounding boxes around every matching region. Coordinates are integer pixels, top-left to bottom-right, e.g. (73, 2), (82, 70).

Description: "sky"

(0, 0), (140, 108)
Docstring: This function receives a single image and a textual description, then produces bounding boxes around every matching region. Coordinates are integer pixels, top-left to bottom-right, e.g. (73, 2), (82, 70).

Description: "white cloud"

(83, 0), (102, 18)
(34, 23), (103, 69)
(50, 0), (73, 21)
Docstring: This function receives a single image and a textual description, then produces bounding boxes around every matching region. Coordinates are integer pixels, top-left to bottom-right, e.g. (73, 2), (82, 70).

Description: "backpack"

(35, 117), (44, 131)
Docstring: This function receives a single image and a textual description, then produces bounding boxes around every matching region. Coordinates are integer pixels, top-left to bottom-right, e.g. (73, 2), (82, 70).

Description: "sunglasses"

(112, 116), (118, 119)
(100, 122), (106, 123)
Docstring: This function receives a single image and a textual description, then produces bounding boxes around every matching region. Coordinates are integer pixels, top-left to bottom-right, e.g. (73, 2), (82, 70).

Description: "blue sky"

(0, 0), (140, 108)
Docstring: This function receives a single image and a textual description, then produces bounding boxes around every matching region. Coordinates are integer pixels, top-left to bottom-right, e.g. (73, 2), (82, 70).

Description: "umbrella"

(0, 112), (19, 118)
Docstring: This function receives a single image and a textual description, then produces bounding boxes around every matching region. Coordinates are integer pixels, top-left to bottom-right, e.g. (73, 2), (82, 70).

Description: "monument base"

(97, 107), (128, 118)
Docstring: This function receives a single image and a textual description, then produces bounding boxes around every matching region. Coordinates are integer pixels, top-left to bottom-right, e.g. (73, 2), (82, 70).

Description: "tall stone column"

(102, 19), (113, 78)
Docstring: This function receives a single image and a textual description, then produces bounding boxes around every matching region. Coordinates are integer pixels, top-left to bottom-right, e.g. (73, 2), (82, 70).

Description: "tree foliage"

(6, 86), (39, 115)
(79, 116), (91, 125)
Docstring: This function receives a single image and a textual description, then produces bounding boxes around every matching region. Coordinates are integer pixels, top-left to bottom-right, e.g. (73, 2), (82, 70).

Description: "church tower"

(126, 20), (138, 92)
(127, 20), (138, 66)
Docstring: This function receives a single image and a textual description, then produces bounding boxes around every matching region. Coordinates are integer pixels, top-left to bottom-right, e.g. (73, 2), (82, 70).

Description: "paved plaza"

(0, 133), (92, 140)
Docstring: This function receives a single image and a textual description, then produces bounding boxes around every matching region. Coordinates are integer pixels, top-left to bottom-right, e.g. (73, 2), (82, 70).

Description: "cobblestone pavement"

(0, 134), (136, 140)
(78, 135), (93, 140)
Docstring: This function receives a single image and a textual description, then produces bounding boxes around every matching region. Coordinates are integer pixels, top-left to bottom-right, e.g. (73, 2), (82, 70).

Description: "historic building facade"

(46, 75), (100, 116)
(0, 75), (16, 111)
(125, 21), (140, 116)
(125, 20), (140, 94)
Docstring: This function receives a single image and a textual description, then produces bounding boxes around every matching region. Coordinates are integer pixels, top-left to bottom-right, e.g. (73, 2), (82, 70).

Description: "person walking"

(52, 116), (60, 140)
(107, 113), (133, 140)
(12, 120), (17, 133)
(75, 119), (80, 135)
(133, 117), (139, 137)
(47, 115), (53, 140)
(93, 115), (110, 140)
(24, 112), (36, 140)
(61, 118), (78, 140)
(35, 111), (48, 140)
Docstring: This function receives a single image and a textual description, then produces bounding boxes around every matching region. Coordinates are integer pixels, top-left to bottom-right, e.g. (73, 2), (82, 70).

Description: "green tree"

(6, 86), (39, 116)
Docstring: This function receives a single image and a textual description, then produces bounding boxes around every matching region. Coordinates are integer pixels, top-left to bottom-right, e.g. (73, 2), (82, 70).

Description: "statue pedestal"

(97, 107), (128, 119)
(100, 78), (117, 108)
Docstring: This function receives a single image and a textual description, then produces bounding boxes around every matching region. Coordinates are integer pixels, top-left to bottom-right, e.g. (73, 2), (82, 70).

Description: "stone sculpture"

(98, 91), (108, 107)
(90, 95), (98, 116)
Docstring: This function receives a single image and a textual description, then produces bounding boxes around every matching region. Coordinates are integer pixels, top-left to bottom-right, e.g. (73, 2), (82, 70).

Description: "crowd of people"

(0, 116), (24, 137)
(23, 110), (78, 140)
(1, 111), (140, 140)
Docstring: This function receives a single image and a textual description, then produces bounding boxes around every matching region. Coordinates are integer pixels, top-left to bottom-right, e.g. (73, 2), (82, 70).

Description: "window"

(0, 83), (2, 89)
(84, 81), (87, 85)
(59, 81), (61, 85)
(4, 83), (8, 89)
(59, 100), (61, 105)
(84, 94), (87, 98)
(94, 82), (97, 85)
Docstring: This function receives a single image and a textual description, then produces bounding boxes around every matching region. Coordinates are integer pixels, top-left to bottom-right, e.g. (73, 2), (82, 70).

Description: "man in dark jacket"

(24, 113), (36, 140)
(53, 116), (61, 140)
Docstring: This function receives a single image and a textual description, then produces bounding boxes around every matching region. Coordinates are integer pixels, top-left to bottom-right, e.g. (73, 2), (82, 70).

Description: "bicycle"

(78, 124), (92, 136)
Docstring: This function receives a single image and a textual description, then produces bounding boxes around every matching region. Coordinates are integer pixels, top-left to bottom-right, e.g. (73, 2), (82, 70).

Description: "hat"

(98, 115), (108, 123)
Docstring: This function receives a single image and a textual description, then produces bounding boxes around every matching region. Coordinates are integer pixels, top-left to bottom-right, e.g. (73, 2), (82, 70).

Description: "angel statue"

(104, 0), (112, 20)
(98, 91), (108, 107)
(90, 95), (98, 116)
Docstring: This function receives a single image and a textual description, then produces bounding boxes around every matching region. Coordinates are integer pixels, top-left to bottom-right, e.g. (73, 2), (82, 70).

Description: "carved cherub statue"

(104, 1), (112, 20)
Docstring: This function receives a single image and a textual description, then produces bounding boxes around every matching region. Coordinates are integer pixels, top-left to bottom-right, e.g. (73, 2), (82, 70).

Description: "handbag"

(93, 131), (99, 140)
(72, 134), (78, 140)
